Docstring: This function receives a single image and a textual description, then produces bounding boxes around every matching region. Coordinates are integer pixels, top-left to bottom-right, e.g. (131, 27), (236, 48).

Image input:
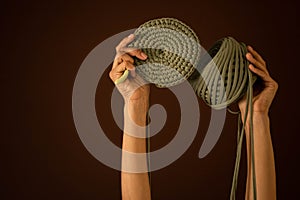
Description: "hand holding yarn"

(238, 46), (278, 115)
(109, 34), (150, 102)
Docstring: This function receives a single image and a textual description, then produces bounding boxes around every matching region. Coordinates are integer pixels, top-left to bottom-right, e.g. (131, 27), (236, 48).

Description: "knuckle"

(268, 77), (278, 90)
(126, 55), (134, 63)
(274, 81), (279, 89)
(120, 51), (127, 57)
(117, 54), (123, 60)
(123, 53), (129, 58)
(113, 55), (119, 62)
(109, 71), (113, 80)
(131, 49), (140, 54)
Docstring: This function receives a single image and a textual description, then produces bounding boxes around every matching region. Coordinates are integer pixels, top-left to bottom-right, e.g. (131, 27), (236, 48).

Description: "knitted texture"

(127, 18), (201, 87)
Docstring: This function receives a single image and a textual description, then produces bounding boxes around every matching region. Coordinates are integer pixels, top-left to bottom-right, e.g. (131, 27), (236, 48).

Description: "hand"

(238, 46), (278, 115)
(109, 34), (150, 103)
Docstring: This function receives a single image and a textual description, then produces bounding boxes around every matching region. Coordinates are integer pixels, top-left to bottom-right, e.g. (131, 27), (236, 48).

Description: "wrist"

(123, 99), (148, 139)
(240, 107), (269, 121)
(127, 98), (149, 112)
(124, 99), (149, 126)
(241, 111), (270, 131)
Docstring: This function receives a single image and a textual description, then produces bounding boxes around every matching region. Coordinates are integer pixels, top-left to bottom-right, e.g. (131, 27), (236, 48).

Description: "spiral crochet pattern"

(127, 18), (201, 87)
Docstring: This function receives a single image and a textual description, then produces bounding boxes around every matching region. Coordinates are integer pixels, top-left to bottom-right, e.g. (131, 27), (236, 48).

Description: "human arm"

(109, 34), (151, 200)
(121, 100), (151, 200)
(239, 46), (278, 200)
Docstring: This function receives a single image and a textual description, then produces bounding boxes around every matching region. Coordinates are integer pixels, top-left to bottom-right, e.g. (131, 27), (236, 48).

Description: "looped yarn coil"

(198, 37), (257, 200)
(188, 37), (257, 109)
(128, 17), (257, 200)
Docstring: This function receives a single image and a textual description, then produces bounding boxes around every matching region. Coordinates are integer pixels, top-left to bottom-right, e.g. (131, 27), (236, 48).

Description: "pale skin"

(109, 34), (278, 200)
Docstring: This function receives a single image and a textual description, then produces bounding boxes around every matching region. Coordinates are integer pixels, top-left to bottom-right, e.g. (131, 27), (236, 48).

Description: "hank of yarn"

(188, 37), (257, 109)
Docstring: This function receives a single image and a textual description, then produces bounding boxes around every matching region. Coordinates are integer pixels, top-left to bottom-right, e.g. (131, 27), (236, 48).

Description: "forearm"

(121, 100), (151, 200)
(243, 112), (276, 200)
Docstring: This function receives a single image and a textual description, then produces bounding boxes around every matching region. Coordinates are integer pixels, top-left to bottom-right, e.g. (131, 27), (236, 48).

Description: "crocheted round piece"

(188, 37), (257, 109)
(128, 18), (201, 88)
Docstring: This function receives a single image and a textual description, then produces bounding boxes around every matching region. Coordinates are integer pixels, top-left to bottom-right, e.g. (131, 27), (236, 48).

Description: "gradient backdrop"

(1, 0), (298, 199)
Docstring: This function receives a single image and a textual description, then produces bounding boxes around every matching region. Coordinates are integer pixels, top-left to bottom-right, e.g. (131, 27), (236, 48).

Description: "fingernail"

(141, 52), (147, 59)
(128, 34), (134, 38)
(247, 46), (252, 50)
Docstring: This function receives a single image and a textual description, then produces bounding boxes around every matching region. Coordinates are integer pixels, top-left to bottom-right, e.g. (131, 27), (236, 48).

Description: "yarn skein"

(188, 37), (257, 109)
(188, 37), (257, 200)
(127, 17), (257, 200)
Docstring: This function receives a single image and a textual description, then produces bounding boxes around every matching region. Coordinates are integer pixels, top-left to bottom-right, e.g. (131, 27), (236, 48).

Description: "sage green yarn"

(188, 37), (257, 110)
(127, 18), (201, 88)
(127, 18), (258, 200)
(188, 37), (257, 200)
(188, 36), (257, 200)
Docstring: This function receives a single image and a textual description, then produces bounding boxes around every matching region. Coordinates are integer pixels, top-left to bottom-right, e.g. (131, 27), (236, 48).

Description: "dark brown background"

(1, 0), (299, 199)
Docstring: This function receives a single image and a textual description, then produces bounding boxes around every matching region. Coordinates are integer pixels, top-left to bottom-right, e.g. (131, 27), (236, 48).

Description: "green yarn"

(188, 37), (257, 110)
(128, 17), (257, 200)
(190, 37), (257, 200)
(128, 18), (201, 87)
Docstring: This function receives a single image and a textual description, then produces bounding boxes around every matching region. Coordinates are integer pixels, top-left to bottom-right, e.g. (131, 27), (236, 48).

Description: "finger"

(113, 53), (134, 66)
(116, 34), (135, 52)
(112, 53), (135, 69)
(110, 61), (135, 82)
(114, 70), (129, 85)
(116, 61), (136, 79)
(125, 48), (148, 60)
(246, 53), (269, 75)
(119, 53), (134, 64)
(112, 56), (122, 69)
(247, 46), (266, 66)
(115, 61), (135, 73)
(115, 34), (147, 60)
(248, 64), (269, 81)
(249, 64), (278, 96)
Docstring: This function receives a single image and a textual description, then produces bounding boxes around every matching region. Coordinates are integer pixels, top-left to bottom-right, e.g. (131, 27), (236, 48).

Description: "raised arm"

(239, 46), (278, 200)
(109, 34), (151, 200)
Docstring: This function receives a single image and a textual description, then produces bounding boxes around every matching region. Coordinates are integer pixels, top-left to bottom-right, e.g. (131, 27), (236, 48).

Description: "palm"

(116, 74), (150, 101)
(238, 46), (278, 115)
(238, 79), (277, 113)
